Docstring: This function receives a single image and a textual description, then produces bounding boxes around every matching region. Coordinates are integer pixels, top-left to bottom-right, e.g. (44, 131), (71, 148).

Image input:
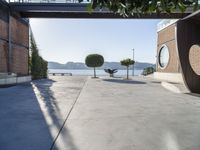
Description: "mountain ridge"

(48, 61), (155, 70)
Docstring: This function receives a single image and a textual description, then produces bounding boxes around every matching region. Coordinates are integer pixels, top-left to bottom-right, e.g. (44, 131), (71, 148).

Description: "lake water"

(48, 69), (143, 76)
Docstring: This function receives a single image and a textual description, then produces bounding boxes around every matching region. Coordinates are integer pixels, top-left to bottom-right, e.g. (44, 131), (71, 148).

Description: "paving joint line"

(49, 77), (88, 150)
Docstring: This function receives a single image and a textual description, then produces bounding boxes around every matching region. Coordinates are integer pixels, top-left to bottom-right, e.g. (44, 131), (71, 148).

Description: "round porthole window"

(159, 45), (170, 69)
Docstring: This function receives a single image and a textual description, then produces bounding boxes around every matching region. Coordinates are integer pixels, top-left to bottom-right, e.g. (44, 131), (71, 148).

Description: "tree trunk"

(127, 66), (129, 79)
(94, 67), (96, 78)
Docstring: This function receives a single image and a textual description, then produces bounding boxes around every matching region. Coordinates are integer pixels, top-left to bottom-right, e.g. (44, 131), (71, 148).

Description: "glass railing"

(6, 0), (200, 3)
(6, 0), (90, 3)
(157, 19), (178, 32)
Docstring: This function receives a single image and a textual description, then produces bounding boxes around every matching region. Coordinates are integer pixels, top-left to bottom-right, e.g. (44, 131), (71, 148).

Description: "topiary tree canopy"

(79, 0), (198, 17)
(85, 54), (104, 78)
(120, 58), (135, 79)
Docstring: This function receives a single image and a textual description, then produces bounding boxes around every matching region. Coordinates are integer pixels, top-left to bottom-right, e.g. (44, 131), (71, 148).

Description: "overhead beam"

(9, 2), (196, 19)
(18, 11), (191, 19)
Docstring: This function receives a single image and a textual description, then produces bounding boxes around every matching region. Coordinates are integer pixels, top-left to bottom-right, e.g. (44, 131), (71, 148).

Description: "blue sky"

(30, 19), (161, 64)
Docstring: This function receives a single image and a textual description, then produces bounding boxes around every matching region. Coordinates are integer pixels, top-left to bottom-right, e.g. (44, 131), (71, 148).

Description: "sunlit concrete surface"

(53, 76), (200, 150)
(0, 76), (200, 150)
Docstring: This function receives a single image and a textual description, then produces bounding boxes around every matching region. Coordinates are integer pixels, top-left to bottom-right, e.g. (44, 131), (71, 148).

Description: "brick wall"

(0, 40), (8, 72)
(157, 24), (180, 73)
(0, 5), (9, 73)
(10, 16), (29, 75)
(0, 19), (8, 40)
(11, 17), (29, 48)
(0, 3), (29, 76)
(11, 45), (29, 75)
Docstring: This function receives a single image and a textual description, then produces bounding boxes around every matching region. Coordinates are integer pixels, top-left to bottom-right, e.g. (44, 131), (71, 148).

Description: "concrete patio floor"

(0, 76), (200, 150)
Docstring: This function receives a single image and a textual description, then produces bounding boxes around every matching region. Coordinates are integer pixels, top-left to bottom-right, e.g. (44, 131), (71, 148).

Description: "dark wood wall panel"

(176, 19), (200, 93)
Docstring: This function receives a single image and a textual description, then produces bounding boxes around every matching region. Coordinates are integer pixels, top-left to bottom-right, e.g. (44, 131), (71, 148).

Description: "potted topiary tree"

(120, 58), (135, 80)
(104, 69), (118, 77)
(85, 54), (104, 78)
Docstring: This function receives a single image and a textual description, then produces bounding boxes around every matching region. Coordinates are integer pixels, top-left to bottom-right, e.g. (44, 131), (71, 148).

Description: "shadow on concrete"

(168, 82), (180, 85)
(112, 76), (123, 79)
(0, 78), (79, 150)
(151, 81), (162, 84)
(32, 79), (79, 150)
(32, 79), (60, 115)
(103, 79), (146, 84)
(186, 93), (200, 98)
(0, 81), (56, 150)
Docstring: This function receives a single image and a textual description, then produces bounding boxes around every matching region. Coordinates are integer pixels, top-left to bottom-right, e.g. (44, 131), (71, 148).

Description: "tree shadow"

(0, 78), (80, 150)
(32, 78), (79, 150)
(151, 81), (162, 84)
(103, 79), (146, 84)
(185, 93), (200, 98)
(0, 82), (56, 150)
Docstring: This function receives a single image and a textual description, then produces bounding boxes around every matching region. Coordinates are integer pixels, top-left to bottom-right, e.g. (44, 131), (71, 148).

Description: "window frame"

(158, 44), (170, 69)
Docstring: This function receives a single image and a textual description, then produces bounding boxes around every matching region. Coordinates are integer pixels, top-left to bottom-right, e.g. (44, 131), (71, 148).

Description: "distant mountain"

(48, 61), (155, 70)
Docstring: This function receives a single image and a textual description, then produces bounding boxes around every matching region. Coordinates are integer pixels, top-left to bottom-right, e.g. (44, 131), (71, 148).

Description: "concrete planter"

(0, 76), (31, 86)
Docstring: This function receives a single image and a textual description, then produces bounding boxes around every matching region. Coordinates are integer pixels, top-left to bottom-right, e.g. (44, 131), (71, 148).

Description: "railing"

(7, 0), (200, 4)
(48, 72), (72, 76)
(6, 0), (89, 3)
(157, 19), (178, 32)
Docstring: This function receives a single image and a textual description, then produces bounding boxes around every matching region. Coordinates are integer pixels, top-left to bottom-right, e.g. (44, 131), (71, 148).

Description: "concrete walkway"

(1, 76), (200, 150)
(0, 76), (86, 150)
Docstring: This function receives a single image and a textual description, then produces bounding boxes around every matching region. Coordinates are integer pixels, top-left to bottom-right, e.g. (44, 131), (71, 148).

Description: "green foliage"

(85, 54), (104, 68)
(79, 0), (198, 17)
(120, 58), (135, 79)
(142, 67), (155, 76)
(85, 54), (104, 78)
(28, 54), (31, 74)
(30, 33), (48, 80)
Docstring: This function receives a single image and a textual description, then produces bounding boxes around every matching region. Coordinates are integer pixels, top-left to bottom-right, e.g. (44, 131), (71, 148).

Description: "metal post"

(132, 48), (134, 76)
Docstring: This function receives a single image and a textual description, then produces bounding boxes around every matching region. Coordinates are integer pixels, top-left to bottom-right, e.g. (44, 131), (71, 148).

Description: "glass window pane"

(159, 45), (169, 68)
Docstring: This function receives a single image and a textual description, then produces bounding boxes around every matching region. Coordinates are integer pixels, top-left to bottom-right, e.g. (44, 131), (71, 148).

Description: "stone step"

(0, 73), (17, 79)
(0, 76), (31, 86)
(161, 81), (190, 94)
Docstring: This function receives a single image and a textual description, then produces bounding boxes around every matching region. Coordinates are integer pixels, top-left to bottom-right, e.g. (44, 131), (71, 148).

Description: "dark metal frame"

(8, 2), (196, 19)
(176, 10), (200, 93)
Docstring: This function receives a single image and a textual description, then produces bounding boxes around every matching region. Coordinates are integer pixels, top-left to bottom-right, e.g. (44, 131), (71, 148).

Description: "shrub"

(30, 33), (48, 80)
(142, 67), (155, 76)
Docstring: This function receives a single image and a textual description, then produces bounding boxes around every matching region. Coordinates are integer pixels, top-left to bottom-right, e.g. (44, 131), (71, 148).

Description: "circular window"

(159, 45), (170, 69)
(189, 45), (200, 75)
